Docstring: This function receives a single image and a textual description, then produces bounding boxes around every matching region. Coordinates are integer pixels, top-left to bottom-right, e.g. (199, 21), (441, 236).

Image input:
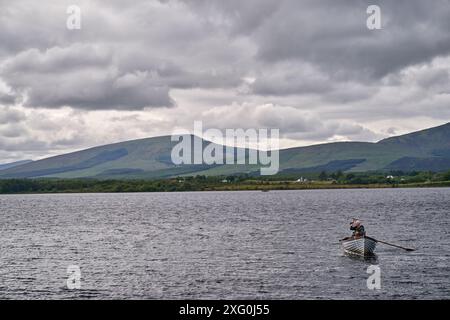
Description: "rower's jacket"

(350, 225), (366, 236)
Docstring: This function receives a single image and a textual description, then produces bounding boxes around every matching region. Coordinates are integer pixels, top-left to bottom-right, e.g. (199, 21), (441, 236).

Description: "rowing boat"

(340, 236), (377, 256)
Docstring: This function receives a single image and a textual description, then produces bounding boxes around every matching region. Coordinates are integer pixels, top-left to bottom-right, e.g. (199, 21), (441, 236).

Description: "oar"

(366, 236), (415, 251)
(336, 237), (352, 244)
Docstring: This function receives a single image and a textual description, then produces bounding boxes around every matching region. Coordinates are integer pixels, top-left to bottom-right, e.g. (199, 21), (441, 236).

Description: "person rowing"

(340, 219), (415, 253)
(350, 218), (366, 239)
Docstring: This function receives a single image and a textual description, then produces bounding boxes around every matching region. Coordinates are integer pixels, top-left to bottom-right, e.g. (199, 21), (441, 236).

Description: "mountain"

(0, 160), (33, 171)
(277, 122), (450, 173)
(195, 122), (450, 176)
(1, 123), (449, 179)
(0, 135), (246, 179)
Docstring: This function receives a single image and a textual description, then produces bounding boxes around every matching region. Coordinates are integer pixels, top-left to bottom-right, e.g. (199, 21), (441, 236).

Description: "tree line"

(0, 170), (449, 194)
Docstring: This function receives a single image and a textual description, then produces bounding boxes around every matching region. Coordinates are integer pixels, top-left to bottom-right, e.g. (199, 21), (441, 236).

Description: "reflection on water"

(343, 252), (379, 264)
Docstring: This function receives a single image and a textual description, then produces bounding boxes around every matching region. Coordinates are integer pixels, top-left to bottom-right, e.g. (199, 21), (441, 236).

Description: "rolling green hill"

(1, 122), (449, 179)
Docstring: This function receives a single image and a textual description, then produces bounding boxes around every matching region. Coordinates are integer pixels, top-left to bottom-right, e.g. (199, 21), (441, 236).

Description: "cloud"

(182, 0), (450, 81)
(0, 93), (16, 105)
(0, 106), (26, 124)
(1, 43), (175, 110)
(250, 62), (333, 96)
(0, 0), (450, 160)
(252, 0), (450, 80)
(173, 102), (383, 144)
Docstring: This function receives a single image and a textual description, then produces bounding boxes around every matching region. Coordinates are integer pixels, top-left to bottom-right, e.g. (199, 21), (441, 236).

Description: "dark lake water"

(0, 188), (449, 299)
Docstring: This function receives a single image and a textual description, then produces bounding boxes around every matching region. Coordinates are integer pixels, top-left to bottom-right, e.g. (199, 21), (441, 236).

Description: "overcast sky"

(1, 0), (450, 162)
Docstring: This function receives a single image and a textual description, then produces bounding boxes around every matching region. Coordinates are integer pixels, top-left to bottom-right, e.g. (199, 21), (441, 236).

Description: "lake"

(0, 188), (449, 299)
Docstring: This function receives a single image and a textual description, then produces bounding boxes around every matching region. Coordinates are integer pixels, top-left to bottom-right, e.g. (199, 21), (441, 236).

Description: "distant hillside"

(1, 122), (449, 179)
(0, 136), (247, 179)
(197, 122), (450, 176)
(0, 160), (33, 171)
(274, 122), (450, 173)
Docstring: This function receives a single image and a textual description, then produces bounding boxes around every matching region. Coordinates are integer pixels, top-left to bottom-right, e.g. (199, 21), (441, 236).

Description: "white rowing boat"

(341, 236), (377, 256)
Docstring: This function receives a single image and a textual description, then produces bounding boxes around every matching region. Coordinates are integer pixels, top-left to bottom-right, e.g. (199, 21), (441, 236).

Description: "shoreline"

(1, 180), (449, 195)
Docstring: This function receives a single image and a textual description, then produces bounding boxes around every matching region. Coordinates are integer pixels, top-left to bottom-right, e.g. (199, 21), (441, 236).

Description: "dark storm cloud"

(2, 0), (450, 109)
(0, 45), (176, 110)
(251, 62), (333, 96)
(0, 0), (246, 110)
(0, 42), (243, 110)
(416, 68), (450, 93)
(0, 93), (16, 105)
(255, 0), (450, 80)
(0, 0), (449, 159)
(184, 0), (450, 80)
